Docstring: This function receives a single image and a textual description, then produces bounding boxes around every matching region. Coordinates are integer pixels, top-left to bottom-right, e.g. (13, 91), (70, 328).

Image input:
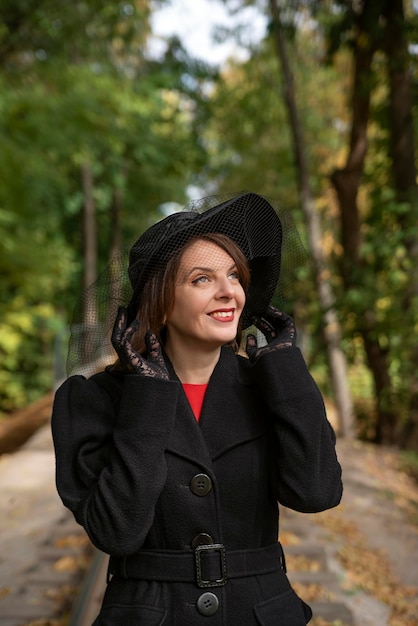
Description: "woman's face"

(165, 239), (246, 353)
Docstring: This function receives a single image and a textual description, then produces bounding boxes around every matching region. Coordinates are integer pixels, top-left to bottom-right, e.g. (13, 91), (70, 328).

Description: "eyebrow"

(183, 263), (238, 279)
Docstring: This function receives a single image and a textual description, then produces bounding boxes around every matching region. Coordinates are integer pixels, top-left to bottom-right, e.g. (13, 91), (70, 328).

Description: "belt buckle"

(194, 543), (227, 588)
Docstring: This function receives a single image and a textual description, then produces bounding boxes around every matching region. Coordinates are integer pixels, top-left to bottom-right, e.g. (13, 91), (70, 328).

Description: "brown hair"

(116, 233), (250, 365)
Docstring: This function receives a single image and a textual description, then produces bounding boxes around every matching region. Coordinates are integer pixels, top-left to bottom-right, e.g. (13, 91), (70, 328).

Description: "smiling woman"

(164, 236), (248, 379)
(121, 232), (250, 367)
(51, 191), (343, 625)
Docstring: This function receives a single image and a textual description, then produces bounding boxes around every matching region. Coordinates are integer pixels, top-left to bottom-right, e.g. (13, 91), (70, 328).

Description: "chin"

(211, 332), (238, 346)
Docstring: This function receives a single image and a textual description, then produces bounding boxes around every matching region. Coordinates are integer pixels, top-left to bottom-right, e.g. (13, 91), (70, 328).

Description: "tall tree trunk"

(269, 0), (355, 437)
(108, 183), (124, 325)
(81, 162), (97, 330)
(81, 162), (97, 291)
(385, 0), (417, 205)
(330, 0), (398, 443)
(383, 0), (418, 447)
(109, 185), (123, 262)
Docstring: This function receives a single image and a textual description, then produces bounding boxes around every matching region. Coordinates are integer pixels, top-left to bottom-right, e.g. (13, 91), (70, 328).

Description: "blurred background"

(0, 0), (417, 459)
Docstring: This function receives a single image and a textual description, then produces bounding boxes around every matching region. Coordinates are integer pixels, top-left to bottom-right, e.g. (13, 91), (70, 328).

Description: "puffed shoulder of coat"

(250, 346), (343, 513)
(51, 371), (180, 555)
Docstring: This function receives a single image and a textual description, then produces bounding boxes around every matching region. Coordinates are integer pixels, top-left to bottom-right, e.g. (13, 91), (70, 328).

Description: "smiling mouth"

(208, 310), (235, 321)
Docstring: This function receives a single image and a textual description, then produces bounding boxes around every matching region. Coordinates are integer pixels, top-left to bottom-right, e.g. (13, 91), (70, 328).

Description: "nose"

(216, 276), (235, 300)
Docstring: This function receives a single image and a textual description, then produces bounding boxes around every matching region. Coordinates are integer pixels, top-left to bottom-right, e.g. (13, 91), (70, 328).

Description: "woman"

(52, 191), (342, 625)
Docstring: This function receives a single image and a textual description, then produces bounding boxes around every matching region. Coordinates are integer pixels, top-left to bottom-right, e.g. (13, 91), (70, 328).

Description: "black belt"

(108, 542), (286, 589)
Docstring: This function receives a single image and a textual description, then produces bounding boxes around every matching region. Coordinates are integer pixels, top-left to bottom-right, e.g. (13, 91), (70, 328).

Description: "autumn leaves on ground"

(296, 441), (418, 626)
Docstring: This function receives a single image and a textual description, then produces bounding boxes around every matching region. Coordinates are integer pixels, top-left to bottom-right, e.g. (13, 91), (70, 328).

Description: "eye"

(228, 270), (241, 282)
(191, 275), (210, 285)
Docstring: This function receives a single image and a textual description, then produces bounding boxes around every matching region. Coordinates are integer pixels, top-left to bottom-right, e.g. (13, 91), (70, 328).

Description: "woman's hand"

(111, 307), (169, 379)
(246, 305), (296, 362)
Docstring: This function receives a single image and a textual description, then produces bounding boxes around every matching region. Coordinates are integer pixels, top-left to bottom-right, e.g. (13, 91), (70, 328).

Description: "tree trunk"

(362, 333), (393, 443)
(330, 0), (399, 443)
(81, 162), (97, 331)
(383, 0), (418, 447)
(269, 0), (355, 437)
(107, 183), (124, 326)
(109, 185), (123, 262)
(81, 162), (97, 291)
(385, 0), (417, 204)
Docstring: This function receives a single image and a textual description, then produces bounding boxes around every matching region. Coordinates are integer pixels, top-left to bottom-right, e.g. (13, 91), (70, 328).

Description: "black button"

(197, 592), (219, 616)
(190, 473), (212, 496)
(191, 533), (214, 549)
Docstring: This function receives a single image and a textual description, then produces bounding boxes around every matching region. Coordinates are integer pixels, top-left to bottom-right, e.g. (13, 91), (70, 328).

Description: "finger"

(264, 307), (296, 333)
(264, 305), (285, 325)
(112, 306), (128, 348)
(246, 333), (258, 360)
(253, 316), (276, 342)
(270, 310), (296, 338)
(122, 317), (139, 344)
(266, 306), (294, 329)
(125, 341), (145, 370)
(265, 307), (297, 345)
(145, 331), (165, 367)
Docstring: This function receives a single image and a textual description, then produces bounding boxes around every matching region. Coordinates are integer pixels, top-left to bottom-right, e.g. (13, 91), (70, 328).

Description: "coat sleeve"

(252, 347), (343, 513)
(51, 373), (180, 556)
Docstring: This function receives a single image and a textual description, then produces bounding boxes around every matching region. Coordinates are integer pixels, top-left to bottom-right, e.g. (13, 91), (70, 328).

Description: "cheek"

(171, 289), (208, 320)
(237, 285), (246, 311)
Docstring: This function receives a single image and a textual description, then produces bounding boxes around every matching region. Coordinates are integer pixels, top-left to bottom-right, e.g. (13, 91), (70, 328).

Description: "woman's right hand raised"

(111, 307), (169, 380)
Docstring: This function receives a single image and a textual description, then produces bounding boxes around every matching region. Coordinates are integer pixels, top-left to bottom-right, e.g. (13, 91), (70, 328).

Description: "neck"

(164, 340), (221, 384)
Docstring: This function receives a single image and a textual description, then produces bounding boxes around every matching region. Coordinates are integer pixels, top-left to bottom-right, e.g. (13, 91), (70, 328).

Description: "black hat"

(66, 191), (306, 377)
(127, 191), (282, 327)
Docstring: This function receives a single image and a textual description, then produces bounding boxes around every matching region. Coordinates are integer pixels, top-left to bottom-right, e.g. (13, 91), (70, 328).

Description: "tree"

(205, 0), (418, 446)
(326, 0), (418, 444)
(268, 0), (354, 437)
(383, 0), (418, 447)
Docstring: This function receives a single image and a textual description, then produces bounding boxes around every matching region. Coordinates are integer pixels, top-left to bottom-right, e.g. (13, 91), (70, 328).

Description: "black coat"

(52, 346), (342, 625)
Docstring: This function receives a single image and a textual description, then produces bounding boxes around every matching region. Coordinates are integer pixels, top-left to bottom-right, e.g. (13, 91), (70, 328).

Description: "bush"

(0, 298), (66, 414)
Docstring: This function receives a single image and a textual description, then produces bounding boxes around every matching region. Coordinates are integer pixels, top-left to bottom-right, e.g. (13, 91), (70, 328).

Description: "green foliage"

(198, 47), (296, 203)
(0, 299), (65, 412)
(0, 0), (210, 412)
(0, 0), (152, 74)
(0, 0), (416, 443)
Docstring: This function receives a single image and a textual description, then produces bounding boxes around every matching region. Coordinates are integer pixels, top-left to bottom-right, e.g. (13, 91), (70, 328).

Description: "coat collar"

(165, 347), (266, 467)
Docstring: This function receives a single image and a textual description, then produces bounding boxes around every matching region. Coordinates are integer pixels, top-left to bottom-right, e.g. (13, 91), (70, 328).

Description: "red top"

(182, 384), (208, 422)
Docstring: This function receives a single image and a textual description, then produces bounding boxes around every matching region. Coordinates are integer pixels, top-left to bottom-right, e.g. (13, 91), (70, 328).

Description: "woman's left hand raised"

(246, 305), (296, 362)
(111, 307), (169, 379)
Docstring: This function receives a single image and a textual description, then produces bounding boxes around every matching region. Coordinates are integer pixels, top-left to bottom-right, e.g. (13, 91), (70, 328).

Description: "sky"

(149, 0), (267, 65)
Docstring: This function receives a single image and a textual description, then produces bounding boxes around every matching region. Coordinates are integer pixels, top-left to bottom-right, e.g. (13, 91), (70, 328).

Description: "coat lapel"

(167, 388), (214, 469)
(164, 347), (266, 466)
(200, 348), (266, 460)
(164, 354), (214, 469)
